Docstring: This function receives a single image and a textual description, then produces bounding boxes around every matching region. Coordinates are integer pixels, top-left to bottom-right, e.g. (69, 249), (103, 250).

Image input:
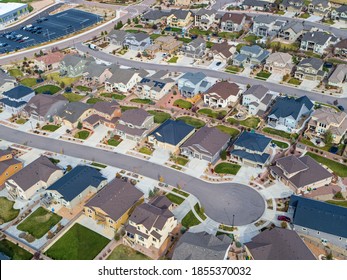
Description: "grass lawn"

(225, 65), (243, 73)
(262, 127), (292, 139)
(86, 97), (103, 104)
(325, 200), (347, 208)
(166, 193), (185, 205)
(0, 197), (19, 224)
(172, 156), (188, 166)
(181, 210), (201, 228)
(76, 85), (91, 92)
(8, 68), (23, 77)
(107, 138), (121, 147)
(168, 56), (179, 63)
(91, 162), (107, 169)
(177, 116), (205, 128)
(314, 102), (340, 112)
(215, 125), (240, 137)
(130, 98), (151, 104)
(20, 77), (37, 87)
(236, 43), (247, 52)
(172, 188), (189, 197)
(139, 147), (153, 155)
(243, 34), (260, 43)
(306, 152), (347, 177)
(288, 78), (302, 86)
(74, 130), (90, 140)
(227, 116), (260, 129)
(100, 92), (126, 100)
(35, 85), (61, 95)
(150, 33), (163, 40)
(256, 71), (271, 79)
(300, 138), (333, 152)
(299, 12), (310, 19)
(178, 37), (192, 43)
(46, 223), (109, 260)
(63, 93), (84, 102)
(147, 110), (171, 123)
(46, 72), (79, 86)
(41, 124), (60, 132)
(214, 162), (241, 175)
(189, 28), (210, 36)
(0, 240), (32, 260)
(120, 106), (137, 112)
(269, 41), (299, 51)
(125, 29), (147, 33)
(206, 41), (214, 48)
(194, 203), (207, 221)
(17, 207), (62, 239)
(171, 27), (182, 33)
(15, 118), (27, 124)
(173, 99), (192, 109)
(198, 108), (227, 119)
(326, 58), (347, 65)
(107, 244), (151, 260)
(272, 140), (289, 149)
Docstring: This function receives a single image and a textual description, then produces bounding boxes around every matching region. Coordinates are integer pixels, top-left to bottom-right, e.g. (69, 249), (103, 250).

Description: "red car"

(277, 215), (291, 223)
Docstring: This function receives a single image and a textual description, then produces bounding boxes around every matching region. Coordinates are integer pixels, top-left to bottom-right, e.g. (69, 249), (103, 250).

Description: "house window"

(302, 228), (307, 231)
(317, 231), (320, 235)
(339, 237), (342, 241)
(152, 238), (156, 242)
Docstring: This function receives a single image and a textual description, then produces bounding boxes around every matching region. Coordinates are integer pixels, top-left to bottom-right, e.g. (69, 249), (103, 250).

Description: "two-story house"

(233, 45), (270, 67)
(220, 13), (246, 32)
(334, 38), (347, 57)
(59, 54), (94, 77)
(178, 72), (211, 98)
(33, 51), (66, 71)
(141, 10), (170, 25)
(328, 64), (347, 88)
(279, 0), (304, 15)
(264, 52), (294, 76)
(0, 148), (22, 187)
(123, 32), (151, 51)
(294, 57), (326, 81)
(308, 0), (331, 17)
(105, 67), (142, 93)
(203, 81), (242, 108)
(242, 85), (274, 116)
(181, 37), (206, 59)
(267, 96), (314, 131)
(331, 5), (347, 21)
(242, 0), (272, 11)
(194, 8), (217, 30)
(0, 85), (35, 113)
(135, 74), (175, 100)
(54, 102), (93, 129)
(252, 15), (286, 38)
(306, 107), (347, 144)
(277, 21), (307, 43)
(83, 101), (121, 130)
(115, 108), (154, 141)
(166, 10), (192, 28)
(0, 68), (17, 94)
(154, 35), (183, 54)
(300, 31), (338, 55)
(82, 62), (111, 85)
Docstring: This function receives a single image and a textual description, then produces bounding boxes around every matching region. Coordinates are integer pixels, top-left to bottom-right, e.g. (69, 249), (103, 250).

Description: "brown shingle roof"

(221, 13), (245, 24)
(119, 108), (151, 126)
(211, 41), (233, 59)
(93, 100), (119, 116)
(335, 38), (347, 49)
(205, 81), (240, 100)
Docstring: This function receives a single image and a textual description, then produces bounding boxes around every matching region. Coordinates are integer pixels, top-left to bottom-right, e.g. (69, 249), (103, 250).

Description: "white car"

(23, 37), (29, 40)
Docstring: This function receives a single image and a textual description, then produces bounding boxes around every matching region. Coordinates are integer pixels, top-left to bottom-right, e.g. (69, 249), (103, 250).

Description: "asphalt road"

(77, 43), (347, 109)
(0, 125), (265, 226)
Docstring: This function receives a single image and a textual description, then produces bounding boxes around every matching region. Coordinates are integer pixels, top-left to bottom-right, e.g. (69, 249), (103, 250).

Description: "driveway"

(0, 124), (265, 226)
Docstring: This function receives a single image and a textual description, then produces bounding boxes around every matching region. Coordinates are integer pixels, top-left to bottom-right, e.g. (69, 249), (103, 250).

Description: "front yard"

(173, 99), (192, 109)
(0, 197), (19, 224)
(168, 56), (179, 63)
(306, 152), (347, 177)
(46, 223), (109, 260)
(171, 155), (189, 166)
(8, 69), (23, 77)
(147, 110), (171, 123)
(177, 116), (205, 128)
(17, 207), (62, 239)
(107, 245), (151, 260)
(181, 210), (201, 228)
(0, 240), (33, 260)
(74, 130), (90, 140)
(107, 136), (122, 147)
(225, 65), (243, 73)
(227, 116), (260, 129)
(139, 146), (153, 155)
(41, 125), (61, 132)
(288, 78), (302, 86)
(166, 193), (185, 205)
(214, 162), (241, 175)
(256, 71), (271, 80)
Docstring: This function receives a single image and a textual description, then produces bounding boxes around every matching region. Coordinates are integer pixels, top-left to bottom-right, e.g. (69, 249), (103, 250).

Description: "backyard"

(262, 127), (293, 139)
(46, 72), (79, 86)
(45, 223), (109, 260)
(107, 245), (151, 260)
(121, 106), (137, 112)
(76, 85), (91, 92)
(130, 98), (152, 104)
(0, 197), (20, 224)
(63, 93), (84, 102)
(214, 162), (241, 175)
(86, 97), (103, 104)
(198, 108), (227, 119)
(325, 200), (347, 208)
(8, 68), (23, 77)
(35, 85), (61, 95)
(173, 99), (192, 109)
(0, 240), (33, 260)
(17, 207), (62, 239)
(177, 116), (205, 128)
(215, 125), (240, 137)
(147, 110), (171, 123)
(272, 140), (289, 149)
(306, 152), (347, 177)
(20, 78), (37, 87)
(227, 116), (260, 129)
(100, 92), (126, 100)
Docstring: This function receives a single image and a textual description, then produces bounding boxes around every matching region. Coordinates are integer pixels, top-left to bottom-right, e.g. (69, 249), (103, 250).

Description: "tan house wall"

(0, 162), (23, 186)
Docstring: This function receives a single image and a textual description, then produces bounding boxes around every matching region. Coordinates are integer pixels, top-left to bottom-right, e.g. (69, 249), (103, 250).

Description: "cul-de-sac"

(0, 0), (347, 261)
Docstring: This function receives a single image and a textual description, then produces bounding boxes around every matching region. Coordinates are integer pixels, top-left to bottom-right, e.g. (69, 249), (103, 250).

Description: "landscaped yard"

(306, 152), (347, 177)
(20, 78), (37, 87)
(225, 65), (243, 73)
(45, 223), (109, 260)
(166, 193), (185, 205)
(173, 99), (192, 109)
(17, 207), (62, 239)
(168, 56), (179, 63)
(107, 137), (122, 147)
(243, 34), (260, 43)
(107, 244), (151, 260)
(172, 156), (188, 166)
(189, 28), (210, 36)
(177, 116), (205, 128)
(63, 93), (84, 102)
(178, 37), (192, 43)
(194, 203), (206, 221)
(120, 106), (137, 112)
(272, 140), (289, 149)
(41, 125), (61, 132)
(299, 12), (310, 19)
(325, 200), (347, 208)
(227, 116), (260, 129)
(91, 162), (107, 169)
(86, 97), (103, 104)
(181, 210), (201, 228)
(76, 85), (91, 92)
(150, 34), (163, 40)
(139, 147), (153, 155)
(0, 240), (33, 260)
(262, 127), (292, 139)
(0, 197), (19, 224)
(214, 162), (241, 175)
(74, 130), (90, 140)
(206, 41), (214, 48)
(287, 78), (302, 86)
(15, 118), (27, 124)
(130, 98), (152, 104)
(147, 110), (171, 123)
(100, 92), (126, 100)
(268, 41), (299, 51)
(8, 68), (23, 77)
(215, 125), (240, 137)
(46, 72), (79, 86)
(198, 108), (227, 119)
(35, 85), (61, 95)
(256, 71), (271, 80)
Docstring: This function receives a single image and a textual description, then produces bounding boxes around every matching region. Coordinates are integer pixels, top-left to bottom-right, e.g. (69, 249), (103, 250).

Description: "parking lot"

(0, 9), (102, 54)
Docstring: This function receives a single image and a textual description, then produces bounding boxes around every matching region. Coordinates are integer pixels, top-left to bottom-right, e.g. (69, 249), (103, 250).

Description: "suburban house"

(33, 51), (66, 71)
(181, 37), (206, 59)
(233, 45), (270, 67)
(0, 148), (23, 187)
(59, 54), (95, 77)
(307, 0), (331, 17)
(220, 13), (246, 32)
(230, 131), (272, 168)
(135, 75), (175, 100)
(269, 155), (333, 194)
(277, 21), (307, 43)
(194, 8), (217, 30)
(244, 228), (315, 260)
(123, 32), (151, 51)
(125, 200), (177, 253)
(148, 119), (195, 153)
(107, 30), (129, 46)
(84, 178), (144, 231)
(0, 85), (35, 113)
(22, 94), (68, 122)
(141, 10), (170, 25)
(180, 126), (230, 162)
(242, 0), (272, 11)
(328, 64), (347, 88)
(115, 108), (154, 141)
(306, 107), (347, 144)
(83, 101), (121, 130)
(279, 0), (304, 15)
(166, 9), (192, 28)
(331, 5), (347, 21)
(173, 231), (232, 260)
(203, 81), (242, 108)
(252, 15), (286, 38)
(105, 68), (142, 93)
(174, 0), (190, 6)
(55, 102), (92, 129)
(6, 156), (63, 200)
(289, 195), (347, 249)
(334, 38), (347, 57)
(294, 57), (326, 81)
(300, 31), (338, 55)
(153, 35), (183, 54)
(82, 62), (111, 84)
(242, 85), (274, 116)
(264, 52), (294, 75)
(0, 69), (17, 94)
(46, 165), (107, 209)
(210, 41), (234, 61)
(178, 72), (211, 98)
(267, 96), (314, 131)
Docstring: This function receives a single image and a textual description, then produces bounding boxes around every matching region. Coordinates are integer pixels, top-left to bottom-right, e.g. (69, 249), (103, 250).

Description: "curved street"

(0, 125), (265, 226)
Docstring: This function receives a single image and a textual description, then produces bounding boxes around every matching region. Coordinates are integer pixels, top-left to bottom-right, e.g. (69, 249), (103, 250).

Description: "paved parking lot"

(0, 9), (102, 54)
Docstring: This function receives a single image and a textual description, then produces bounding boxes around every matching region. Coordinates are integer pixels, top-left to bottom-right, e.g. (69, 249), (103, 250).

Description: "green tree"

(60, 81), (65, 89)
(220, 149), (227, 160)
(115, 21), (123, 30)
(127, 18), (131, 25)
(77, 121), (82, 130)
(323, 130), (333, 145)
(133, 17), (139, 24)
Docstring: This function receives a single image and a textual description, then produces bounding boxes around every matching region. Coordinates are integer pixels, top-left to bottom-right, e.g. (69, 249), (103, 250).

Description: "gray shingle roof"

(171, 9), (191, 20)
(298, 57), (324, 70)
(233, 131), (271, 153)
(276, 155), (308, 174)
(179, 72), (207, 85)
(268, 96), (313, 120)
(119, 108), (151, 126)
(253, 14), (274, 24)
(0, 68), (16, 86)
(93, 100), (119, 116)
(195, 8), (216, 16)
(23, 94), (67, 118)
(57, 102), (91, 123)
(302, 31), (337, 46)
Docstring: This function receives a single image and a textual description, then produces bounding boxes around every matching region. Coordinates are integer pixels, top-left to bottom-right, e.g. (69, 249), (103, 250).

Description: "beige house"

(174, 0), (191, 5)
(264, 52), (294, 75)
(166, 10), (193, 28)
(55, 102), (93, 129)
(306, 107), (347, 144)
(154, 36), (183, 54)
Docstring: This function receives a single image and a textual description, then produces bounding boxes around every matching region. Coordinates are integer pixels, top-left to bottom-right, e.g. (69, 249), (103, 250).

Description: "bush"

(220, 150), (227, 160)
(333, 191), (345, 200)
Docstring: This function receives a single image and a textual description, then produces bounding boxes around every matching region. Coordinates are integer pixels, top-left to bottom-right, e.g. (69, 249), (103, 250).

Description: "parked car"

(338, 105), (345, 111)
(216, 61), (222, 66)
(277, 215), (291, 223)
